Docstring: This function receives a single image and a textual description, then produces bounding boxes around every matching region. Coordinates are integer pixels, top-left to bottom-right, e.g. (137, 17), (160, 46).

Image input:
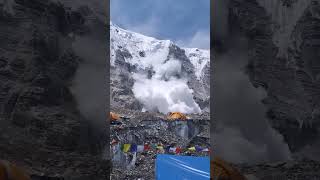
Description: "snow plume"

(70, 35), (108, 158)
(132, 58), (201, 114)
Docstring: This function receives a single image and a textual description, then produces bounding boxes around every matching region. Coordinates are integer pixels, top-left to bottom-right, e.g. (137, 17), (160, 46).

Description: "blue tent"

(156, 154), (210, 180)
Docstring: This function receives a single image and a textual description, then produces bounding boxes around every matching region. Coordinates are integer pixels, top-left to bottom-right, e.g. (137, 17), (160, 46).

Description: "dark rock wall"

(0, 0), (109, 179)
(228, 0), (320, 153)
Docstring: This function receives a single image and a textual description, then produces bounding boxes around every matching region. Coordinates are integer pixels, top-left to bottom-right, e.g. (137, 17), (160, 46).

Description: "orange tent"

(167, 112), (187, 120)
(211, 157), (246, 180)
(110, 112), (120, 121)
(0, 160), (31, 180)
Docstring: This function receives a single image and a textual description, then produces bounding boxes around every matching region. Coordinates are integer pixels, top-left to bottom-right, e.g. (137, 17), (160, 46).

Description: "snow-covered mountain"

(110, 22), (210, 114)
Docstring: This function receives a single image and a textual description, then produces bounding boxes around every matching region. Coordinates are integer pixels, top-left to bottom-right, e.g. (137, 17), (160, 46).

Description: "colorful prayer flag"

(165, 146), (170, 153)
(157, 145), (163, 150)
(195, 146), (203, 152)
(169, 147), (176, 153)
(111, 139), (118, 145)
(137, 145), (144, 152)
(202, 148), (209, 152)
(118, 142), (209, 154)
(130, 144), (137, 152)
(123, 144), (131, 152)
(144, 144), (150, 151)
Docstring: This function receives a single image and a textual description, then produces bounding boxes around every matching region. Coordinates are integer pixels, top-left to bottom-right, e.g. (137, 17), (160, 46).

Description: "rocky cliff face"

(228, 0), (320, 156)
(0, 0), (109, 179)
(223, 0), (320, 178)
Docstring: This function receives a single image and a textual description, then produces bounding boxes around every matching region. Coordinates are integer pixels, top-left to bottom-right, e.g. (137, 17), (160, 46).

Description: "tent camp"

(110, 112), (123, 125)
(167, 112), (187, 121)
(156, 154), (210, 180)
(110, 112), (120, 121)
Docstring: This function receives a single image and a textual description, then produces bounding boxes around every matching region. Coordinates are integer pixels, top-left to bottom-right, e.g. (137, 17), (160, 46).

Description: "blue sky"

(110, 0), (210, 49)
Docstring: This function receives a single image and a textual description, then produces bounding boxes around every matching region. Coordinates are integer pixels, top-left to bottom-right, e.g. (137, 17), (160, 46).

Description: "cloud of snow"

(132, 58), (201, 114)
(70, 35), (109, 158)
(153, 60), (181, 79)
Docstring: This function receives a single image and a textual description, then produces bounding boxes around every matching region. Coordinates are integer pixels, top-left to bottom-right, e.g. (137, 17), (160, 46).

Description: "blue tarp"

(156, 154), (210, 180)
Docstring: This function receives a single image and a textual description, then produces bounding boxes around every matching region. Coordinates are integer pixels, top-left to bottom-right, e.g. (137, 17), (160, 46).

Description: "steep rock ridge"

(110, 22), (210, 112)
(179, 47), (210, 111)
(0, 0), (109, 179)
(185, 48), (210, 111)
(184, 48), (210, 80)
(229, 0), (320, 155)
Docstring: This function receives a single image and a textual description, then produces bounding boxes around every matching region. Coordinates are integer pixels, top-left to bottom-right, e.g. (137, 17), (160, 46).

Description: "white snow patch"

(184, 48), (210, 80)
(110, 22), (171, 68)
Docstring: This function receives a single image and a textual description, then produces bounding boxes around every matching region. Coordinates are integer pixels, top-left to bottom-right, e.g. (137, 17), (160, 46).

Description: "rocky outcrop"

(228, 0), (320, 154)
(110, 48), (144, 110)
(0, 0), (109, 179)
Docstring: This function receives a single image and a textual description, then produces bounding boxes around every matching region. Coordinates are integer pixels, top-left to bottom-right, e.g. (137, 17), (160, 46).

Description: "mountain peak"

(110, 21), (210, 113)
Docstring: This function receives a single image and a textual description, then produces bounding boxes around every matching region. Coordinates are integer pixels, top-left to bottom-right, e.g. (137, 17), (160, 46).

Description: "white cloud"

(111, 0), (159, 38)
(177, 30), (210, 49)
(127, 16), (159, 38)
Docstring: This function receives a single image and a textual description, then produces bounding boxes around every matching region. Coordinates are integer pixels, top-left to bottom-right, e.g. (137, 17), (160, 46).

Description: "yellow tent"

(110, 112), (120, 121)
(167, 112), (187, 120)
(0, 160), (31, 180)
(211, 157), (246, 180)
